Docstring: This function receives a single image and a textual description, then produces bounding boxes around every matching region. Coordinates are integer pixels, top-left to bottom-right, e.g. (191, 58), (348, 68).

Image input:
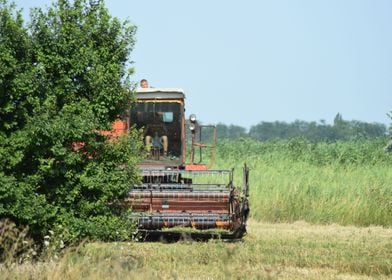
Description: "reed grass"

(214, 138), (392, 227)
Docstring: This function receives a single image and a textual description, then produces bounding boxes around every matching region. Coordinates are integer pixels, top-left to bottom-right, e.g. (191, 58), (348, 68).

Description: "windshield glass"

(130, 102), (182, 161)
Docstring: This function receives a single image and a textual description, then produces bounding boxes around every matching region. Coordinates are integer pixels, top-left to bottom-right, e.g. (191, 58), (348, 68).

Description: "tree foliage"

(248, 115), (387, 142)
(385, 111), (392, 153)
(0, 0), (142, 243)
(216, 123), (247, 140)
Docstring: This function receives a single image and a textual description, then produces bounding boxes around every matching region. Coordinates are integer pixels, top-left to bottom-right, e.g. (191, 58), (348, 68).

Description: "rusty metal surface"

(126, 190), (231, 213)
(126, 165), (250, 238)
(133, 183), (228, 191)
(128, 191), (231, 199)
(131, 212), (233, 230)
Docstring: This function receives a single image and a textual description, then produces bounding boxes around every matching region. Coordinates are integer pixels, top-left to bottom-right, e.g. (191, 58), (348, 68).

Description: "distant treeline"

(212, 114), (389, 141)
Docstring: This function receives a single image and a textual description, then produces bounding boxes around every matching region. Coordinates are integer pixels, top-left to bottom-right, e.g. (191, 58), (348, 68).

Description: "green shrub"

(0, 0), (141, 248)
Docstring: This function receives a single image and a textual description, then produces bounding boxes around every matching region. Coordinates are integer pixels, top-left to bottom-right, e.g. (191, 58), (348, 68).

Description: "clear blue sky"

(14, 0), (392, 128)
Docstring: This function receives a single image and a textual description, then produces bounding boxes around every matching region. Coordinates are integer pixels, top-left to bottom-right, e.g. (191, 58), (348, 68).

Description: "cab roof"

(136, 87), (185, 100)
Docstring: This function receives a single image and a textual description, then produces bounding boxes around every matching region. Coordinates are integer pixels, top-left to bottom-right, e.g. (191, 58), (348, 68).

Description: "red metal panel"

(185, 164), (208, 171)
(126, 190), (231, 214)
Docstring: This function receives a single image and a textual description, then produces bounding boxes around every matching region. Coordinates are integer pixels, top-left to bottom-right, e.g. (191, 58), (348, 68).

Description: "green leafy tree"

(0, 0), (142, 243)
(248, 114), (386, 142)
(215, 123), (247, 139)
(385, 111), (392, 153)
(0, 1), (30, 133)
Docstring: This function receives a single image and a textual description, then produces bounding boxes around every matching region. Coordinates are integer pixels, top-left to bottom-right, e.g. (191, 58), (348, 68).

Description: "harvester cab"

(122, 87), (249, 240)
(129, 88), (216, 171)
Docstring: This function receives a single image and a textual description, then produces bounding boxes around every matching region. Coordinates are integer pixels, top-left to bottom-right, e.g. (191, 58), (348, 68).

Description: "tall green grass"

(214, 138), (392, 227)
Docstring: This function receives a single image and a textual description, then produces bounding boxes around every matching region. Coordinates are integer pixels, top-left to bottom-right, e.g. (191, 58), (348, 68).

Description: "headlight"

(189, 114), (197, 123)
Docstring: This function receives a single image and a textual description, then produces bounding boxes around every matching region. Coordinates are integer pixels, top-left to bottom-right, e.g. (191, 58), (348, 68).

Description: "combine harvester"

(112, 87), (249, 240)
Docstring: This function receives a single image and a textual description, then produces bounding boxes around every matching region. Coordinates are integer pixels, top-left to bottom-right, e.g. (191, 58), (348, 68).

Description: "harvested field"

(2, 219), (391, 279)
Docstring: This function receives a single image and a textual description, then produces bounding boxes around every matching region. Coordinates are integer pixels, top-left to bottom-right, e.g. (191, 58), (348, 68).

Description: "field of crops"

(214, 138), (392, 227)
(2, 138), (392, 279)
